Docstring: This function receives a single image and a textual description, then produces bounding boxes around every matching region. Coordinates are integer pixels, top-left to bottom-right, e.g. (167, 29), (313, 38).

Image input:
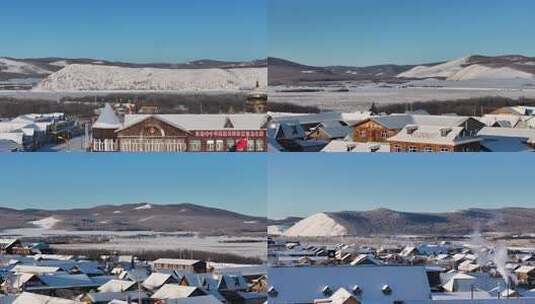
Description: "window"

(440, 147), (450, 152)
(247, 139), (255, 151)
(215, 140), (225, 151)
(424, 146), (433, 152)
(188, 140), (201, 152)
(382, 130), (388, 137)
(360, 130), (367, 137)
(206, 140), (215, 152)
(408, 146), (418, 152)
(393, 144), (401, 152)
(256, 139), (264, 151)
(226, 139), (235, 150)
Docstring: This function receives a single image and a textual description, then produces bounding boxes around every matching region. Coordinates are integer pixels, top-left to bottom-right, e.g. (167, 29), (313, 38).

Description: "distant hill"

(281, 207), (535, 237)
(0, 56), (267, 83)
(268, 57), (413, 85)
(0, 203), (266, 235)
(269, 55), (535, 85)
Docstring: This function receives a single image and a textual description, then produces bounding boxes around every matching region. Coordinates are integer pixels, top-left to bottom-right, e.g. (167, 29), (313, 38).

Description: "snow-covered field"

(51, 235), (266, 258)
(270, 81), (535, 112)
(34, 64), (267, 91)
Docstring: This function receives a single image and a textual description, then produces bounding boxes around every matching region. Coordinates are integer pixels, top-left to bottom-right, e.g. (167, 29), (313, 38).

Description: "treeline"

(51, 248), (264, 265)
(375, 96), (535, 116)
(267, 101), (320, 113)
(63, 93), (251, 114)
(0, 92), (254, 119)
(0, 98), (98, 119)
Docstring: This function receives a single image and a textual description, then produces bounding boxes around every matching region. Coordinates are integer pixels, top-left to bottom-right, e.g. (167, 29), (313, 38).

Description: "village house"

(515, 265), (535, 286)
(352, 114), (484, 144)
(91, 104), (267, 152)
(0, 239), (22, 254)
(152, 259), (207, 273)
(387, 125), (481, 152)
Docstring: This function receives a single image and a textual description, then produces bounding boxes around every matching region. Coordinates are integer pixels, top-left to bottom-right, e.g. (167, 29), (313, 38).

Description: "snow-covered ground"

(270, 81), (535, 112)
(51, 235), (266, 258)
(30, 217), (61, 229)
(34, 64), (267, 91)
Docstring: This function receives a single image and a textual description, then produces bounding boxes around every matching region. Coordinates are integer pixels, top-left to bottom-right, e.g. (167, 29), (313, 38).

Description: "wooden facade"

(153, 260), (207, 273)
(352, 119), (398, 143)
(93, 116), (267, 152)
(389, 141), (481, 152)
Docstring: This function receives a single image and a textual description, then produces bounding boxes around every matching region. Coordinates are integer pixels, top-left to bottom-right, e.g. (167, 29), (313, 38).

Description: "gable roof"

(388, 125), (481, 145)
(267, 265), (431, 304)
(151, 284), (203, 299)
(98, 279), (137, 293)
(118, 114), (267, 132)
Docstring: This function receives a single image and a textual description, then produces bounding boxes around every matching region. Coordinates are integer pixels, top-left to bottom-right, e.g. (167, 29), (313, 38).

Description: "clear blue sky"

(269, 0), (535, 66)
(268, 154), (535, 219)
(0, 154), (267, 216)
(0, 0), (266, 63)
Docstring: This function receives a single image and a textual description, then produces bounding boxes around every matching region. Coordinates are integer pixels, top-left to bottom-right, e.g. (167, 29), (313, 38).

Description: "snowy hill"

(398, 55), (535, 80)
(0, 203), (266, 235)
(0, 57), (55, 77)
(397, 56), (469, 79)
(34, 64), (267, 91)
(281, 208), (535, 237)
(283, 213), (348, 237)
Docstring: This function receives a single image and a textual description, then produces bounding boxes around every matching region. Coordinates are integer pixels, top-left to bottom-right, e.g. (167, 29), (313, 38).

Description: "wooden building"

(0, 239), (22, 254)
(388, 125), (481, 152)
(91, 104), (267, 152)
(352, 114), (485, 143)
(152, 258), (207, 273)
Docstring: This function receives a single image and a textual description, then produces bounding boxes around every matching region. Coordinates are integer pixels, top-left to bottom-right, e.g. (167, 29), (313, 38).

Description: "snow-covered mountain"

(34, 64), (267, 91)
(281, 208), (535, 237)
(398, 55), (535, 81)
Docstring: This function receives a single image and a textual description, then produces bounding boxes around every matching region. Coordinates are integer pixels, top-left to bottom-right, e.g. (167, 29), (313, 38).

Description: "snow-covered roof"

(93, 103), (122, 129)
(97, 279), (137, 293)
(267, 265), (431, 304)
(84, 291), (150, 303)
(12, 265), (62, 274)
(13, 292), (81, 304)
(151, 284), (200, 299)
(152, 258), (202, 266)
(165, 295), (223, 304)
(119, 114), (267, 132)
(365, 114), (474, 130)
(388, 125), (481, 145)
(142, 272), (177, 290)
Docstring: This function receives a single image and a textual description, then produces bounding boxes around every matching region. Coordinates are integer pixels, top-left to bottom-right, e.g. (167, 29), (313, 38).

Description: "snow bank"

(34, 64), (267, 91)
(30, 217), (61, 230)
(283, 213), (348, 237)
(134, 203), (152, 210)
